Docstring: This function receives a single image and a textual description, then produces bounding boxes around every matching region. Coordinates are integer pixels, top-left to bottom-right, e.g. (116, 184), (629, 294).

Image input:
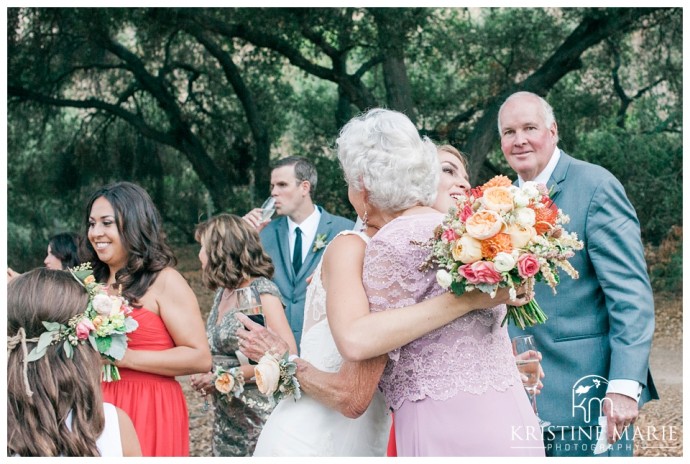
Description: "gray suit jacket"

(508, 151), (658, 427)
(260, 207), (354, 348)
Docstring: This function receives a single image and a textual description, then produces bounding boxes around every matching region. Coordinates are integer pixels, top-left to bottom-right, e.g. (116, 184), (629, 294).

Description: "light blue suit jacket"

(260, 207), (354, 348)
(508, 151), (658, 428)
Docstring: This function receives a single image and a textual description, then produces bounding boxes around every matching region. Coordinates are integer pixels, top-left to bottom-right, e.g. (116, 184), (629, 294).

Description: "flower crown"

(23, 263), (138, 364)
(8, 264), (139, 395)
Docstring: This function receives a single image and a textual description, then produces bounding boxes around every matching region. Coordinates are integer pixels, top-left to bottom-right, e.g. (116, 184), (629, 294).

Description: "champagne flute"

(235, 286), (265, 326)
(512, 334), (550, 427)
(260, 197), (276, 222)
(234, 286), (264, 365)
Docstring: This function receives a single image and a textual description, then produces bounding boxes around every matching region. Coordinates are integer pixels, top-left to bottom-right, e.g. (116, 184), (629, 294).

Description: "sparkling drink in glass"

(512, 334), (550, 427)
(260, 197), (276, 222)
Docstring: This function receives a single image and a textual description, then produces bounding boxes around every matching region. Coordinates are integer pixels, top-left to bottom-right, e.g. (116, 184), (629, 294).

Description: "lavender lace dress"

(363, 212), (545, 457)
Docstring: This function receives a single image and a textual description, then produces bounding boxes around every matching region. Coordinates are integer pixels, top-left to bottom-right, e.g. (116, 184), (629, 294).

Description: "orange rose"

(215, 372), (235, 395)
(481, 175), (513, 190)
(451, 234), (483, 263)
(504, 223), (536, 249)
(465, 210), (503, 240)
(482, 186), (514, 213)
(481, 232), (513, 259)
(84, 275), (96, 285)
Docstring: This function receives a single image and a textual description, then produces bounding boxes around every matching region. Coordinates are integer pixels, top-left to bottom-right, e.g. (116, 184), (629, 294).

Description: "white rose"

(255, 354), (281, 396)
(493, 252), (516, 272)
(513, 207), (536, 227)
(521, 181), (541, 199)
(436, 269), (453, 289)
(512, 189), (530, 208)
(92, 293), (114, 317)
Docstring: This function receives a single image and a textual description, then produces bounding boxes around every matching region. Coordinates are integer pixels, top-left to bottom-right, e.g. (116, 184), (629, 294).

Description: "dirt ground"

(176, 247), (682, 457)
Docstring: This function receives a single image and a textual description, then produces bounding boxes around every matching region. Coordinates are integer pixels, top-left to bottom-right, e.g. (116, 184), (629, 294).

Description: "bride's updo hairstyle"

(336, 108), (440, 213)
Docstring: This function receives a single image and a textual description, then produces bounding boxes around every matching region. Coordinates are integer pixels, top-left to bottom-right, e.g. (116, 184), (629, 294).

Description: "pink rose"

(517, 253), (540, 278)
(459, 261), (502, 284)
(459, 204), (473, 223)
(442, 227), (458, 242)
(75, 318), (95, 340)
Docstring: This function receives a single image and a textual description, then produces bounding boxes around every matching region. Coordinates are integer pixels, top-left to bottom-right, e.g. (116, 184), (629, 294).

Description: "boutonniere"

(312, 233), (328, 252)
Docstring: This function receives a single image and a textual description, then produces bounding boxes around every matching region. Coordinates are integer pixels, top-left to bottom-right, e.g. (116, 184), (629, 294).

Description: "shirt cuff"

(606, 379), (642, 401)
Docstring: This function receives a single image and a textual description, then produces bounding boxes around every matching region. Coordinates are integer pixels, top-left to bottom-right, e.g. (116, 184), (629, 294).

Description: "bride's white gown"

(253, 231), (391, 456)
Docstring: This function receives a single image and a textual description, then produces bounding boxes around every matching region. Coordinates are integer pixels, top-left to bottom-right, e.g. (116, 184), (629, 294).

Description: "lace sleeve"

(363, 229), (438, 362)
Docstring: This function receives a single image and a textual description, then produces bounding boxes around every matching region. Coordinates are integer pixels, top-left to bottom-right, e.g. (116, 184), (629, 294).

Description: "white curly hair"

(336, 108), (439, 213)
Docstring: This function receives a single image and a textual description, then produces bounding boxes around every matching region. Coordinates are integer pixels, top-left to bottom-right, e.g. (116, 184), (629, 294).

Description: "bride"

(237, 109), (534, 456)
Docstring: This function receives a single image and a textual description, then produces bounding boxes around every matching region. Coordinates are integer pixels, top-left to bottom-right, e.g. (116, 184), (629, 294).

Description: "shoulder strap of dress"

(337, 229), (370, 244)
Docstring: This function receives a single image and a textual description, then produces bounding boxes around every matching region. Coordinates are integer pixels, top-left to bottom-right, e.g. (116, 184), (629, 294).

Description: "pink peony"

(75, 318), (95, 340)
(459, 261), (502, 284)
(517, 253), (540, 278)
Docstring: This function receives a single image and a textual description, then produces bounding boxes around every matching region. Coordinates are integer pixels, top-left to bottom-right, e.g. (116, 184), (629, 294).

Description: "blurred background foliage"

(7, 7), (682, 294)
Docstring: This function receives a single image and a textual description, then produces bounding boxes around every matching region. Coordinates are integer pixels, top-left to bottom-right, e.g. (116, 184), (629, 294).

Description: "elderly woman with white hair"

(238, 108), (541, 457)
(331, 108), (544, 456)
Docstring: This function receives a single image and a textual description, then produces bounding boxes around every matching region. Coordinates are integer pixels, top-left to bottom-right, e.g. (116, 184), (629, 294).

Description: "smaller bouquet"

(424, 175), (584, 329)
(254, 352), (301, 404)
(212, 365), (245, 401)
(27, 263), (139, 381)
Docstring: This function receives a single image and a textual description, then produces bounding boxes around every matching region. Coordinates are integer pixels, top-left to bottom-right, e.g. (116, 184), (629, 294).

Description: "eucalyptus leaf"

(36, 331), (56, 354)
(26, 345), (48, 362)
(63, 340), (74, 358)
(42, 321), (63, 332)
(88, 333), (98, 351)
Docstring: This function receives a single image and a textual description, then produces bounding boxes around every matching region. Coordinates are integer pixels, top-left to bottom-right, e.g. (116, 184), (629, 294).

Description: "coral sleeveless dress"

(101, 308), (189, 456)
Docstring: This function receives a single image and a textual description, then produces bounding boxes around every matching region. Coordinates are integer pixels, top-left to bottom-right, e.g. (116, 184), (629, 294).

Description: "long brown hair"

(80, 181), (176, 305)
(7, 269), (105, 456)
(195, 213), (274, 291)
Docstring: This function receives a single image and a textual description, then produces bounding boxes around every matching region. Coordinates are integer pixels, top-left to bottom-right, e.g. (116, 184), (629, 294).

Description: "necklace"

(222, 288), (236, 300)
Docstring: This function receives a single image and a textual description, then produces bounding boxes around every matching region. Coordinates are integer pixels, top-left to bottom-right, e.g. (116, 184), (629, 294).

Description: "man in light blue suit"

(498, 92), (657, 457)
(245, 156), (354, 348)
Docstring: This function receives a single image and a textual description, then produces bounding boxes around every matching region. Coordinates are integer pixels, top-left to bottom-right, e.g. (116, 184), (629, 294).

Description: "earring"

(360, 210), (368, 232)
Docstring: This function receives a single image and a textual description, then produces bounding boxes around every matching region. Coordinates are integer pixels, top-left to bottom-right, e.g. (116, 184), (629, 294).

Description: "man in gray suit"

(498, 91), (657, 457)
(244, 156), (354, 348)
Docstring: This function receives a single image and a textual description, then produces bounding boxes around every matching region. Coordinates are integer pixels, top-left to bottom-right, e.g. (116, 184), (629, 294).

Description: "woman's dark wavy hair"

(194, 213), (274, 291)
(48, 232), (80, 270)
(7, 269), (105, 456)
(79, 181), (177, 305)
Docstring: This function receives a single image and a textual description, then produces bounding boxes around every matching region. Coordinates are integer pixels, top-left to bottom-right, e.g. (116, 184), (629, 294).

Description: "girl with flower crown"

(7, 268), (141, 457)
(81, 181), (212, 457)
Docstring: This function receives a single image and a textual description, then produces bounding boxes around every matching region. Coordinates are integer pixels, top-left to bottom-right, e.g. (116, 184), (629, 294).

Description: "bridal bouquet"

(423, 175), (583, 329)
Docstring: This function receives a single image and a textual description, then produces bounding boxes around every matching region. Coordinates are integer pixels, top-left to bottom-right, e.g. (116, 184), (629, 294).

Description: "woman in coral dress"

(82, 181), (212, 456)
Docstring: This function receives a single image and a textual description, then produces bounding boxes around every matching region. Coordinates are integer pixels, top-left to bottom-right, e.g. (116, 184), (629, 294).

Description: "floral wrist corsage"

(255, 352), (301, 404)
(213, 365), (245, 400)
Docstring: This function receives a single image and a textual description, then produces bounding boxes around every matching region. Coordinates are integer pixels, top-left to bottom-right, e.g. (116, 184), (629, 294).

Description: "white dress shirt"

(287, 207), (321, 264)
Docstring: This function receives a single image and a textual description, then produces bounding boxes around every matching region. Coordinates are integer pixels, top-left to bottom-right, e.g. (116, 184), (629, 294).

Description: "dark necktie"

(292, 227), (303, 274)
